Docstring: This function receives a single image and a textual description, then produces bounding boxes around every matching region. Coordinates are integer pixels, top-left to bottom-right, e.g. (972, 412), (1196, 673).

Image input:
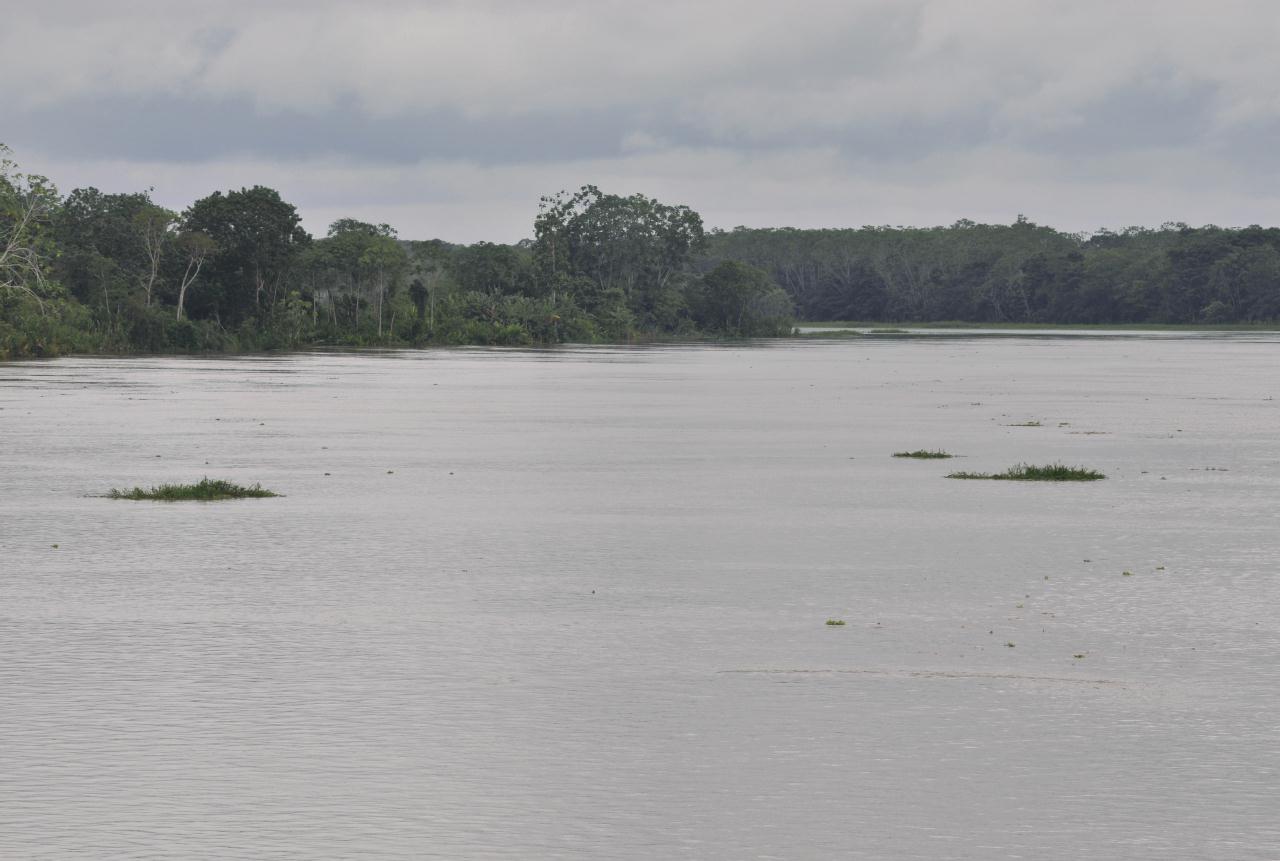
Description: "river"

(2, 333), (1278, 859)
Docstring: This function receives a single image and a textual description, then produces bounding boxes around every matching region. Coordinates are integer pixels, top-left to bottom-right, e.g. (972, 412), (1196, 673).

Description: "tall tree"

(175, 232), (216, 321)
(134, 204), (177, 307)
(533, 185), (705, 330)
(0, 145), (58, 315)
(183, 186), (309, 323)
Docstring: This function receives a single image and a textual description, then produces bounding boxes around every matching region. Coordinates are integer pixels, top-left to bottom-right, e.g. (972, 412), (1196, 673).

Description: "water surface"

(2, 335), (1278, 859)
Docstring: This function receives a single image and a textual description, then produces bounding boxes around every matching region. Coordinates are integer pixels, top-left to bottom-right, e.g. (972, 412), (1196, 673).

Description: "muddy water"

(2, 334), (1278, 859)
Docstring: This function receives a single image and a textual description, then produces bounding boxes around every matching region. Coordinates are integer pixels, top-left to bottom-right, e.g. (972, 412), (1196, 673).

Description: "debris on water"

(825, 619), (846, 626)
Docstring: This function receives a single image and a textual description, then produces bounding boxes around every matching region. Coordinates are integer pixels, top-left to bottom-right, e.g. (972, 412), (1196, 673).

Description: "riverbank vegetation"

(107, 478), (279, 500)
(707, 218), (1280, 326)
(2, 147), (793, 358)
(6, 142), (1279, 359)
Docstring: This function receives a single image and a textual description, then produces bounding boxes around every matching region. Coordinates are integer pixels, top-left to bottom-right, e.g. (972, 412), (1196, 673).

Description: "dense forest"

(0, 148), (792, 359)
(705, 219), (1280, 325)
(3, 143), (1279, 359)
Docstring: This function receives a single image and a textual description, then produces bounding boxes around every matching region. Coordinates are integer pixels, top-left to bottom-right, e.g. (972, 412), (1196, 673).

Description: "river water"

(2, 334), (1278, 859)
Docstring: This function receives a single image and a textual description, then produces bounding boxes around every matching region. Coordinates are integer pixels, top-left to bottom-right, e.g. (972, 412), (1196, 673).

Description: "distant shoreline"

(796, 321), (1280, 332)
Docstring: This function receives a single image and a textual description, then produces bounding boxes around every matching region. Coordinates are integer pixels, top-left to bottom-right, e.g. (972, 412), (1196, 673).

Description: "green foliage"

(825, 619), (847, 626)
(703, 220), (1280, 325)
(183, 186), (308, 325)
(892, 450), (954, 459)
(107, 477), (279, 500)
(1, 144), (60, 317)
(693, 260), (796, 335)
(946, 463), (1107, 481)
(6, 140), (1280, 359)
(534, 185), (706, 333)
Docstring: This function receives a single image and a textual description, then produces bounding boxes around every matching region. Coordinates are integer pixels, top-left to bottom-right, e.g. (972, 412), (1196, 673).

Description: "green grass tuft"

(825, 618), (847, 626)
(946, 463), (1106, 481)
(107, 477), (279, 501)
(892, 449), (954, 459)
(1006, 420), (1043, 427)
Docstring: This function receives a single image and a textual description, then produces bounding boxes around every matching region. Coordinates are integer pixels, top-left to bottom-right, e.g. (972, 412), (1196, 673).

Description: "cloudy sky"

(4, 1), (1278, 241)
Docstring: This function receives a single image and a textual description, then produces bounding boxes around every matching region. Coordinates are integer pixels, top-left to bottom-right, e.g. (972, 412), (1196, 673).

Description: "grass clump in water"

(892, 449), (954, 459)
(108, 477), (279, 501)
(946, 463), (1106, 482)
(825, 618), (847, 626)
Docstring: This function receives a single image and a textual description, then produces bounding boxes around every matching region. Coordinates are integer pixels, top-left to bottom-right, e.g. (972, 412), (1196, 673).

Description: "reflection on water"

(2, 336), (1279, 859)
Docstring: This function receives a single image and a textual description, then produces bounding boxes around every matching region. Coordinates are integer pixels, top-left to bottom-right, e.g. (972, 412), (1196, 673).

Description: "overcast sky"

(4, 1), (1279, 242)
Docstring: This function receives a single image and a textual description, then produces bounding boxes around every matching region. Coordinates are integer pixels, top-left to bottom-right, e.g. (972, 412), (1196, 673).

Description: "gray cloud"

(4, 1), (1280, 241)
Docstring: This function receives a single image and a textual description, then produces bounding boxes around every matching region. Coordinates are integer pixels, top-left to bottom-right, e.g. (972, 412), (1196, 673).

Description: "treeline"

(1, 147), (793, 359)
(703, 218), (1280, 324)
(7, 140), (1280, 360)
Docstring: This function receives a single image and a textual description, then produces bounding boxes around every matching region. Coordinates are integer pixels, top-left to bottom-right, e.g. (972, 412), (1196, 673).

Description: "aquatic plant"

(825, 619), (846, 626)
(107, 478), (279, 500)
(947, 463), (1106, 481)
(1006, 420), (1043, 427)
(892, 449), (954, 459)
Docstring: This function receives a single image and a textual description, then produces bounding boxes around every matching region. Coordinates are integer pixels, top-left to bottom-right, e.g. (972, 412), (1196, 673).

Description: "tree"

(175, 232), (216, 321)
(310, 219), (408, 337)
(533, 185), (706, 330)
(183, 186), (308, 323)
(1, 145), (59, 315)
(451, 241), (527, 296)
(134, 204), (177, 307)
(55, 187), (160, 317)
(695, 260), (794, 335)
(406, 239), (454, 331)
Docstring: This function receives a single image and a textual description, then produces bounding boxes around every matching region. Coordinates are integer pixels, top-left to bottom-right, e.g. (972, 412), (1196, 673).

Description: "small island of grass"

(107, 478), (279, 500)
(946, 463), (1106, 481)
(892, 449), (954, 459)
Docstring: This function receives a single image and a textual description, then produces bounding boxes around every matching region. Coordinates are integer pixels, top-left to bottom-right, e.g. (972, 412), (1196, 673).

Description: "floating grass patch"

(107, 478), (279, 501)
(946, 463), (1106, 482)
(892, 449), (954, 459)
(825, 618), (846, 626)
(1006, 420), (1043, 427)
